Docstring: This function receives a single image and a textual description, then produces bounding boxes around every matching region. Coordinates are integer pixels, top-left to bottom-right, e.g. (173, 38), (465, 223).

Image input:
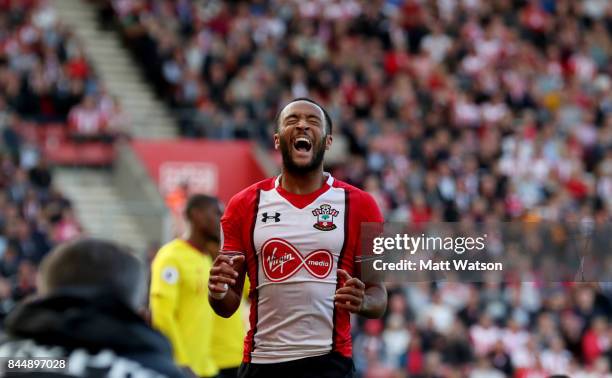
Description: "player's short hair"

(184, 194), (219, 220)
(39, 238), (145, 310)
(275, 97), (333, 135)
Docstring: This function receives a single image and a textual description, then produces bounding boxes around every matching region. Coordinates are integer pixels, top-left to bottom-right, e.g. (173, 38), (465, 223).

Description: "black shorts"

(237, 352), (354, 378)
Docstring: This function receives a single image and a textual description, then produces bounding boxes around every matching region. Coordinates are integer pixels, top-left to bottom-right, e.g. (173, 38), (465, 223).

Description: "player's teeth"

(295, 137), (311, 147)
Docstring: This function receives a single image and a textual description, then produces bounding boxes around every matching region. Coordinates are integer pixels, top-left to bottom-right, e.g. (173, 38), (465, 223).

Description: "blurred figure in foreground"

(0, 238), (183, 377)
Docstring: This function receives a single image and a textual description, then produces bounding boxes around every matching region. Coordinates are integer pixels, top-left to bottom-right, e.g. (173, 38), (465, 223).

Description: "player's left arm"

(335, 269), (387, 318)
(361, 281), (387, 318)
(334, 190), (387, 318)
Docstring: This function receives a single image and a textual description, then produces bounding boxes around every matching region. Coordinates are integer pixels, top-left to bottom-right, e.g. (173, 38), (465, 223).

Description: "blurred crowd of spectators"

(0, 0), (83, 324)
(101, 0), (612, 376)
(103, 0), (611, 224)
(353, 282), (612, 377)
(0, 109), (82, 323)
(0, 0), (127, 140)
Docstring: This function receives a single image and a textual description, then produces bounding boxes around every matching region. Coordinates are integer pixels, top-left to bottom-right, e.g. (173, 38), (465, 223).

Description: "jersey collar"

(274, 172), (334, 209)
(274, 172), (334, 188)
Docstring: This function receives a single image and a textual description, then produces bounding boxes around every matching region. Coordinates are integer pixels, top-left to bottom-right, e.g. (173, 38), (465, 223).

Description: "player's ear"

(325, 134), (333, 150)
(273, 132), (280, 150)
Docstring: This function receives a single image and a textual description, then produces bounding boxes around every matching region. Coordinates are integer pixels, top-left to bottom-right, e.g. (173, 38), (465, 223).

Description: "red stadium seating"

(19, 123), (116, 166)
(43, 140), (115, 166)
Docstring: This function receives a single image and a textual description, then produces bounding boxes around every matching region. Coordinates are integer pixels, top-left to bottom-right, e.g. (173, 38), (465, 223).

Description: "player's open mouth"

(293, 137), (312, 152)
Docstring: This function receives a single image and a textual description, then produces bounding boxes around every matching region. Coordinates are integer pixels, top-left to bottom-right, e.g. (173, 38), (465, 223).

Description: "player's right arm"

(208, 193), (248, 318)
(150, 251), (188, 363)
(208, 254), (246, 318)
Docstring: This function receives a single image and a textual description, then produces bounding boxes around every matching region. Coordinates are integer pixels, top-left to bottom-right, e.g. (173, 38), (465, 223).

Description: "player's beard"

(279, 136), (326, 175)
(206, 230), (221, 243)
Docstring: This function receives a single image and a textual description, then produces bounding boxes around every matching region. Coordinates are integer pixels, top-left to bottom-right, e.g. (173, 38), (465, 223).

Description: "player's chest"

(180, 255), (210, 296)
(252, 189), (347, 280)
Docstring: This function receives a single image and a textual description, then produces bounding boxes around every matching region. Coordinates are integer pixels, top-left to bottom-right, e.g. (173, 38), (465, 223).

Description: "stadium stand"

(97, 0), (612, 376)
(0, 0), (86, 326)
(0, 0), (126, 166)
(0, 0), (609, 377)
(101, 0), (611, 220)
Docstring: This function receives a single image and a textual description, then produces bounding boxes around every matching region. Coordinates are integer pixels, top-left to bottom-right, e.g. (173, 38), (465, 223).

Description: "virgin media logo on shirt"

(261, 238), (333, 282)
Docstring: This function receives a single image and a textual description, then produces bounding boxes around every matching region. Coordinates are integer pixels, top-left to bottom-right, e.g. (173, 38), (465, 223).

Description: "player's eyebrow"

(283, 112), (322, 123)
(284, 114), (299, 121)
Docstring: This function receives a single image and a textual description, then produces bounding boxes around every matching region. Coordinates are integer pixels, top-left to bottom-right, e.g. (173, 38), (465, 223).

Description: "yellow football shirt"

(150, 239), (218, 377)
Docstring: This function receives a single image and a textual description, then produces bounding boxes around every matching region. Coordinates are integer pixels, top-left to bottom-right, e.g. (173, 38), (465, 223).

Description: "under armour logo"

(261, 212), (281, 223)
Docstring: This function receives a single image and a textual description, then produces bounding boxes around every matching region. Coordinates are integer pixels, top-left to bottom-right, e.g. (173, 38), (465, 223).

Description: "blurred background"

(0, 0), (611, 377)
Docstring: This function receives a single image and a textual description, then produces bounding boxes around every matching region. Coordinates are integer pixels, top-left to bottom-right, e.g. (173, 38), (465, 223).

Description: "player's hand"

(334, 269), (365, 313)
(208, 254), (245, 295)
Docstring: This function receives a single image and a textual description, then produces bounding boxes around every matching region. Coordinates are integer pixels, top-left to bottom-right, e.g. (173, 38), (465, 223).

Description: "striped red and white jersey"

(220, 173), (383, 364)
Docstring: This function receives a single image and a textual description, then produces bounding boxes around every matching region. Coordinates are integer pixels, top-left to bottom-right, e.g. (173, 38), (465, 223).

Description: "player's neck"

(279, 168), (326, 195)
(203, 240), (219, 258)
(184, 231), (210, 255)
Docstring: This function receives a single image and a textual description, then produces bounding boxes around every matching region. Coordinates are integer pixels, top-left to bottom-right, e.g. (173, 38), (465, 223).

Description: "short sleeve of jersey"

(220, 193), (246, 253)
(353, 190), (384, 269)
(356, 191), (384, 224)
(151, 249), (182, 294)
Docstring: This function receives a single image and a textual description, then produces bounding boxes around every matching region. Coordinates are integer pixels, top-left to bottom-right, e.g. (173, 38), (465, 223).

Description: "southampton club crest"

(312, 204), (339, 231)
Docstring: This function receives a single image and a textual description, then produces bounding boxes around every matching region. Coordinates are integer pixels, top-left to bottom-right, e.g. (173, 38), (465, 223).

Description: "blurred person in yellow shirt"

(150, 194), (222, 377)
